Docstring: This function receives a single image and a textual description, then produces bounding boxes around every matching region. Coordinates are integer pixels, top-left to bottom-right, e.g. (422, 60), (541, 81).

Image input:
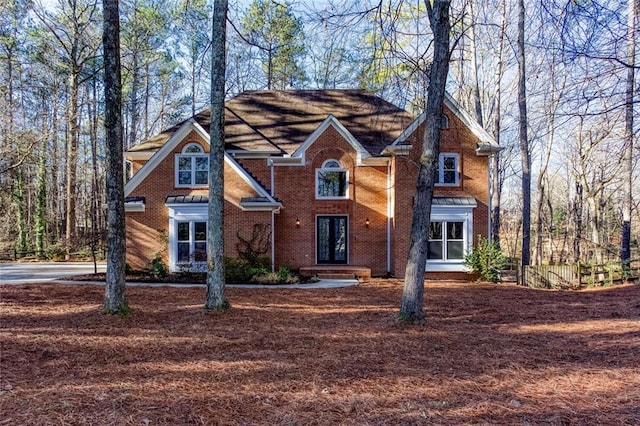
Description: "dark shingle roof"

(129, 90), (414, 156)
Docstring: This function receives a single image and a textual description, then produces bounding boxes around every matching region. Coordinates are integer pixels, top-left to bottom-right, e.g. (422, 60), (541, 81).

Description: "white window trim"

(426, 205), (473, 272)
(315, 159), (349, 200)
(435, 153), (460, 187)
(167, 204), (207, 272)
(175, 143), (208, 188)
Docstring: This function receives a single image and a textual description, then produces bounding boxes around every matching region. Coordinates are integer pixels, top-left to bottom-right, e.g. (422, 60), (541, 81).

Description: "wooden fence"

(522, 260), (640, 289)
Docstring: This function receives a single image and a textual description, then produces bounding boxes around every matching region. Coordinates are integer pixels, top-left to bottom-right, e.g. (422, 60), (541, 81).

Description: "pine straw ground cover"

(1, 280), (639, 425)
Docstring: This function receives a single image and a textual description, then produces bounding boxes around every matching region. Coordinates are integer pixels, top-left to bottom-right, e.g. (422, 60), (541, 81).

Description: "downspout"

(387, 159), (393, 275)
(269, 158), (275, 272)
(487, 153), (493, 242)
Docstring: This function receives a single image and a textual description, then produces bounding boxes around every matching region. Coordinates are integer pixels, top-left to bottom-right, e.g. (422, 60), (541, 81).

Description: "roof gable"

(124, 120), (279, 207)
(127, 90), (415, 158)
(386, 93), (500, 155)
(277, 115), (383, 166)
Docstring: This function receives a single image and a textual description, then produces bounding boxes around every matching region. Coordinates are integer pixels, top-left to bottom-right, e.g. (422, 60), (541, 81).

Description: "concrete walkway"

(53, 279), (359, 289)
(0, 261), (359, 289)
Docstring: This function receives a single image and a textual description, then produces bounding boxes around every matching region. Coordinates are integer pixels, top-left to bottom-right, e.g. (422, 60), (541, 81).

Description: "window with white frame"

(176, 143), (208, 187)
(316, 159), (348, 199)
(176, 220), (207, 263)
(428, 220), (465, 261)
(426, 204), (474, 271)
(436, 153), (459, 186)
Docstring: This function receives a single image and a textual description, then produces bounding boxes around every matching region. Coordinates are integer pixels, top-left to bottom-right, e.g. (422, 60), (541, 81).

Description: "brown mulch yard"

(1, 280), (639, 425)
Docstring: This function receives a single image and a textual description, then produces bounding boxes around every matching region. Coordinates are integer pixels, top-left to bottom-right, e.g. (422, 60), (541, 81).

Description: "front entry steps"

(299, 266), (371, 280)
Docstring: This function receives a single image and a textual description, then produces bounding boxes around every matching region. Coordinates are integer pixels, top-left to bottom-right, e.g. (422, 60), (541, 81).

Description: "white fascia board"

(270, 156), (304, 166)
(239, 201), (281, 213)
(289, 115), (373, 166)
(124, 202), (145, 213)
(228, 150), (281, 158)
(124, 119), (205, 197)
(361, 156), (390, 166)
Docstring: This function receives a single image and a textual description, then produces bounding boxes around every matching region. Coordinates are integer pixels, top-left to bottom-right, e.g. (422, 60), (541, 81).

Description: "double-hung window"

(176, 143), (208, 187)
(177, 221), (207, 263)
(428, 221), (465, 261)
(316, 159), (348, 199)
(436, 153), (459, 186)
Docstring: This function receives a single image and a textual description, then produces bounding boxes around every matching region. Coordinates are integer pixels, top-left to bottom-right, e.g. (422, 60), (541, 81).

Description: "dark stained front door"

(317, 216), (348, 264)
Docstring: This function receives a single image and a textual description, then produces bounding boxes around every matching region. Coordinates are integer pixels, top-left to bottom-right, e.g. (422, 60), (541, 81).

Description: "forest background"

(1, 0), (638, 269)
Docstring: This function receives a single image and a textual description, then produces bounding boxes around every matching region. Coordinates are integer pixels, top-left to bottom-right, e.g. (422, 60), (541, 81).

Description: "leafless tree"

(399, 0), (451, 323)
(103, 0), (128, 313)
(206, 0), (230, 311)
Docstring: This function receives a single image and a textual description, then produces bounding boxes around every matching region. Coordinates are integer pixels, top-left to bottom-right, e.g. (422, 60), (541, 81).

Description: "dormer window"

(436, 153), (459, 186)
(316, 159), (348, 199)
(176, 143), (208, 187)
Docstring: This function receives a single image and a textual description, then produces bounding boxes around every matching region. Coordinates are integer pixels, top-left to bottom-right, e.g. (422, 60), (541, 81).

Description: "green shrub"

(46, 244), (67, 261)
(464, 236), (507, 283)
(253, 255), (272, 270)
(250, 266), (300, 285)
(224, 257), (252, 283)
(150, 256), (168, 279)
(277, 266), (299, 284)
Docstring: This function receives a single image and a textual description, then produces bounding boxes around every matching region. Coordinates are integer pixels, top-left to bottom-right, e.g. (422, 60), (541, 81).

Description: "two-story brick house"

(124, 90), (500, 279)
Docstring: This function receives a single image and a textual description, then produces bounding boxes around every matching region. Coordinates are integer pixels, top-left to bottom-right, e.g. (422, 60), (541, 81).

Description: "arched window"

(316, 159), (348, 199)
(175, 143), (208, 187)
(441, 114), (450, 129)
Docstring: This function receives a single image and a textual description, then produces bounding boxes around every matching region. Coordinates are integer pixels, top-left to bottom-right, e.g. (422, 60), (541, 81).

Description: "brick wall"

(391, 108), (490, 278)
(255, 125), (391, 276)
(126, 108), (491, 279)
(126, 130), (270, 270)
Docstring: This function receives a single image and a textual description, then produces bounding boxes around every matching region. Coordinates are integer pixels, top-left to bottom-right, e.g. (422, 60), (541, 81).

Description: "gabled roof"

(385, 94), (501, 155)
(128, 90), (415, 157)
(123, 119), (281, 211)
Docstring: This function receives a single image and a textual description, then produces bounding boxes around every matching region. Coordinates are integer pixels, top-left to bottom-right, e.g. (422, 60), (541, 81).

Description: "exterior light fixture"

(296, 218), (300, 227)
(365, 218), (370, 227)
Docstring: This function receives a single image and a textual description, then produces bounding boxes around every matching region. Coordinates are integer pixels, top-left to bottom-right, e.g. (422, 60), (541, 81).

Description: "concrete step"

(317, 273), (356, 280)
(299, 266), (371, 279)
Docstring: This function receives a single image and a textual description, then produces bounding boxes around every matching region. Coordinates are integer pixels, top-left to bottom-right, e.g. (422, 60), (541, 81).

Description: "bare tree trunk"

(399, 0), (451, 324)
(66, 66), (80, 253)
(572, 183), (583, 263)
(517, 0), (531, 282)
(468, 0), (482, 126)
(621, 0), (637, 274)
(35, 96), (47, 258)
(206, 0), (230, 311)
(90, 74), (100, 268)
(51, 87), (61, 242)
(490, 0), (507, 245)
(128, 53), (140, 149)
(103, 0), (128, 314)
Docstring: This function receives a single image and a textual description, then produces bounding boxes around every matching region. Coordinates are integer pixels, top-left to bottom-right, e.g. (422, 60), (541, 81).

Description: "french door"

(317, 216), (348, 264)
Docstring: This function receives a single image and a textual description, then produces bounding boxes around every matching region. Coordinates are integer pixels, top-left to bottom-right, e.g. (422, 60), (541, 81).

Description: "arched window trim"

(175, 142), (208, 187)
(316, 158), (349, 199)
(182, 142), (204, 153)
